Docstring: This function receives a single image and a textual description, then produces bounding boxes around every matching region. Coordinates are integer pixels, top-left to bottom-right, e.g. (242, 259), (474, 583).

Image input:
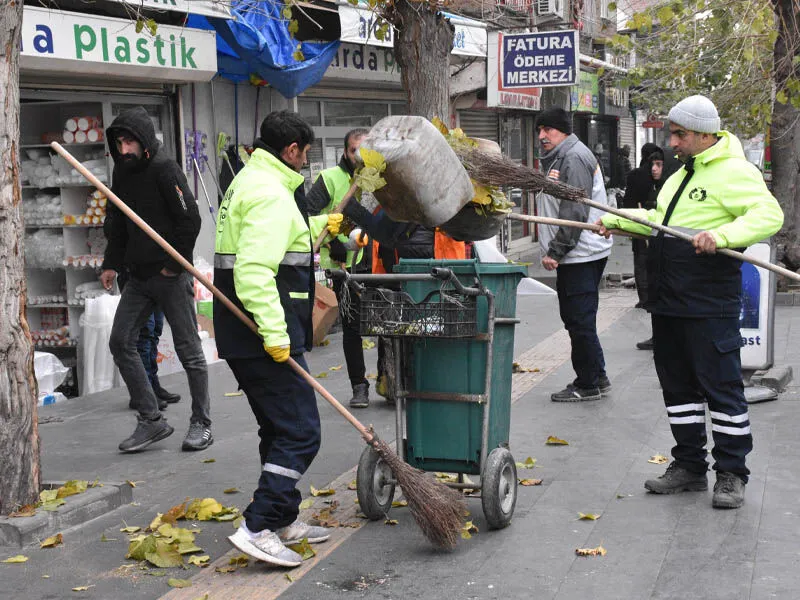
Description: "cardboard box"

(312, 282), (338, 346)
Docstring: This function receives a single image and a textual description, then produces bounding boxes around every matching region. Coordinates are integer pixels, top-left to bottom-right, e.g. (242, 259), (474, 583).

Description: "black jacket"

(102, 107), (200, 279)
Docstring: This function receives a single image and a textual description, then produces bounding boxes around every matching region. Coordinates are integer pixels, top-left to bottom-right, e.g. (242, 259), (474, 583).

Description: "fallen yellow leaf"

(167, 578), (193, 588)
(391, 500), (408, 508)
(126, 480), (137, 488)
(224, 391), (243, 397)
(286, 538), (316, 560)
(545, 435), (569, 445)
(575, 545), (607, 557)
(648, 454), (669, 464)
(362, 340), (375, 350)
(315, 372), (328, 379)
(519, 478), (543, 486)
(120, 526), (141, 534)
(384, 519), (398, 526)
(347, 479), (357, 491)
(223, 488), (240, 494)
(578, 512), (601, 521)
(188, 555), (209, 567)
(202, 458), (216, 464)
(40, 533), (63, 548)
(516, 457), (536, 469)
(310, 485), (335, 497)
(72, 585), (94, 592)
(2, 555), (28, 563)
(299, 498), (314, 510)
(285, 573), (295, 582)
(329, 365), (343, 371)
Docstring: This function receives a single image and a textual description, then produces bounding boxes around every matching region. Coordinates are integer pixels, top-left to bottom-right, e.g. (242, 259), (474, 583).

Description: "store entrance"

(20, 89), (176, 397)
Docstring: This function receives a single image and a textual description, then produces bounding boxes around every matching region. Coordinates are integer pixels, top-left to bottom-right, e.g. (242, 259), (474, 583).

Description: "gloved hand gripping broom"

(50, 142), (466, 550)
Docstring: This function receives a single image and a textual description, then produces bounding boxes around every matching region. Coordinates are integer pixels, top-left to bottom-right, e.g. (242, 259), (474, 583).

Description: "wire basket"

(360, 287), (478, 338)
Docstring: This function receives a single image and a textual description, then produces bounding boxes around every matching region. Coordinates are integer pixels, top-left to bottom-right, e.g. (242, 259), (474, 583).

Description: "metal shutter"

(618, 116), (635, 154)
(458, 110), (499, 143)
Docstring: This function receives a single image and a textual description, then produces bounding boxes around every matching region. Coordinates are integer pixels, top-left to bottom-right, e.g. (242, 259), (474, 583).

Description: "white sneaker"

(228, 526), (302, 568)
(276, 519), (332, 544)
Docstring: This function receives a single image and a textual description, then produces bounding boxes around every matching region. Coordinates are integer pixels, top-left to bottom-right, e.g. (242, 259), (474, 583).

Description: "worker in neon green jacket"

(214, 111), (342, 568)
(598, 95), (784, 511)
(307, 128), (371, 408)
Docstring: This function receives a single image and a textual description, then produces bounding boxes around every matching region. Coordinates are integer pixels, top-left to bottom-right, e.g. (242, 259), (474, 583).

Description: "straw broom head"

(369, 435), (466, 549)
(453, 145), (588, 203)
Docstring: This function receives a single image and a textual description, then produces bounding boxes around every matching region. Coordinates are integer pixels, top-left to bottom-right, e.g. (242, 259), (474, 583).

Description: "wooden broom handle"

(312, 182), (359, 252)
(506, 213), (647, 240)
(50, 142), (375, 443)
(563, 193), (800, 283)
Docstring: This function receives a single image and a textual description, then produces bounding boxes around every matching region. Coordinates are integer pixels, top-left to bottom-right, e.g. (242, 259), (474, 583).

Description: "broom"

(459, 146), (800, 284)
(50, 142), (466, 550)
(507, 213), (647, 240)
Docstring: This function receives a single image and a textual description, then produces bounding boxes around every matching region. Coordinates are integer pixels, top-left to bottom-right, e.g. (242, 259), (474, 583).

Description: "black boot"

(349, 382), (370, 408)
(154, 385), (181, 404)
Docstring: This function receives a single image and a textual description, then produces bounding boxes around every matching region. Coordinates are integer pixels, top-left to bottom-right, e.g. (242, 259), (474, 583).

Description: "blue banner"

(500, 30), (579, 89)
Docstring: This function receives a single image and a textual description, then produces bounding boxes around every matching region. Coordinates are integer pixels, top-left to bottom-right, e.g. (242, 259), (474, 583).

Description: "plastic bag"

(361, 116), (474, 227)
(473, 237), (556, 296)
(81, 293), (121, 394)
(34, 351), (69, 399)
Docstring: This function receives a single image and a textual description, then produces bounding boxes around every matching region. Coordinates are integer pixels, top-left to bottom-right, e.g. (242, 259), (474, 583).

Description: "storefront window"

(298, 99), (321, 126)
(323, 101), (388, 127)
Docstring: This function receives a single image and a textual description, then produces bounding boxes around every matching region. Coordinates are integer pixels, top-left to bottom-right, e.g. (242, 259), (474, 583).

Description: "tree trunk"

(393, 0), (454, 120)
(0, 1), (40, 515)
(770, 0), (800, 271)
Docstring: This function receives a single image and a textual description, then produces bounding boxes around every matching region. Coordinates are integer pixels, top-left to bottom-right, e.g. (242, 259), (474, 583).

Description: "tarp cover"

(188, 0), (340, 98)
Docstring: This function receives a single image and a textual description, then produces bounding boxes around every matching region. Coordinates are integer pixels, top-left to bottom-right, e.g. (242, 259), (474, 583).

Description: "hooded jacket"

(536, 134), (613, 264)
(622, 143), (661, 210)
(102, 106), (200, 279)
(601, 131), (784, 318)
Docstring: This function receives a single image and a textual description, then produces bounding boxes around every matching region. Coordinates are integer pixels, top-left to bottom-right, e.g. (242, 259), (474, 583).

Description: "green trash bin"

(393, 259), (527, 474)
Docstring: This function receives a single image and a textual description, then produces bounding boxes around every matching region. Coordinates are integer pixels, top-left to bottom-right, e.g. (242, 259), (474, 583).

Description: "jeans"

(556, 258), (608, 389)
(227, 355), (321, 532)
(109, 273), (210, 426)
(136, 310), (164, 389)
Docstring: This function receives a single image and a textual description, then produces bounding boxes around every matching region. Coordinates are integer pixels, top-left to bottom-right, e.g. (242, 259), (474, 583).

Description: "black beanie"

(535, 107), (572, 135)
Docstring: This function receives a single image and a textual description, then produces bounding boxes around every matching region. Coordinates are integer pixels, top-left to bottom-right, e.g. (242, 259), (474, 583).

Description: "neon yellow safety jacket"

(313, 164), (362, 270)
(601, 131), (783, 317)
(213, 148), (329, 358)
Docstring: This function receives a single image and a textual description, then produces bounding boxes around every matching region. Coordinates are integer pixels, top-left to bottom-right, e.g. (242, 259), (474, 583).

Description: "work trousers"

(652, 315), (751, 481)
(556, 258), (608, 389)
(333, 277), (367, 388)
(109, 273), (210, 426)
(227, 355), (322, 532)
(632, 239), (648, 306)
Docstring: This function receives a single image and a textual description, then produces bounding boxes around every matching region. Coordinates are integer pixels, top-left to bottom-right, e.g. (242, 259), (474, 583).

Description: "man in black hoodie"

(100, 106), (212, 453)
(622, 142), (661, 309)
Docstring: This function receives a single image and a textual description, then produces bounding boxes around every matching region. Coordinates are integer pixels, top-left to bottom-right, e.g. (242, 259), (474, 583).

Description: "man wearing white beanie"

(598, 94), (784, 509)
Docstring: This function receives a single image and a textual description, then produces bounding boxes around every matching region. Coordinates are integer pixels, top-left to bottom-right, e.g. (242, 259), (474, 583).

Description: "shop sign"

(642, 113), (665, 128)
(486, 31), (542, 112)
(20, 7), (217, 83)
(326, 42), (401, 83)
(570, 71), (599, 113)
(338, 4), (487, 58)
(496, 30), (579, 88)
(107, 0), (230, 18)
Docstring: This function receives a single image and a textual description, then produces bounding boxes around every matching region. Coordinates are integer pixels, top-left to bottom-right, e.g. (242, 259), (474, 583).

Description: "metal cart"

(330, 259), (526, 529)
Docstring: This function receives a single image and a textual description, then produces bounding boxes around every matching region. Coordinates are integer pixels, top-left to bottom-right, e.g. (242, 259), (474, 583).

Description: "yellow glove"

(264, 344), (290, 363)
(327, 213), (343, 236)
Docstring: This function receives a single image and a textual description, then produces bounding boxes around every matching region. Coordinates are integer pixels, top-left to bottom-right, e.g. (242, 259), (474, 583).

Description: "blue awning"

(188, 0), (340, 99)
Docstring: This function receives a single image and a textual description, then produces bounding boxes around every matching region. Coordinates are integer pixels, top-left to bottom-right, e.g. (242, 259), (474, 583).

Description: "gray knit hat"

(668, 95), (720, 134)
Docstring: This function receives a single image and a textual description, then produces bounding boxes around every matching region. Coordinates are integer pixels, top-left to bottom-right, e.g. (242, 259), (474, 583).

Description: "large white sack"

(361, 116), (474, 227)
(81, 294), (120, 394)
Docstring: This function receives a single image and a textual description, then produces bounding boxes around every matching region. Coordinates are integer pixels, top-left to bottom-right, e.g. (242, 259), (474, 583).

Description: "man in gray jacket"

(535, 107), (613, 402)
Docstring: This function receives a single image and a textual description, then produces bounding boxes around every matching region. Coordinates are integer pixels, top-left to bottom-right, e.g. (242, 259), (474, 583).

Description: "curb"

(0, 481), (133, 548)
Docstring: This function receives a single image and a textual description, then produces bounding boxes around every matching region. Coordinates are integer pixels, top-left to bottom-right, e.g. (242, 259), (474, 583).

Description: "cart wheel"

(481, 447), (517, 530)
(356, 445), (396, 520)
